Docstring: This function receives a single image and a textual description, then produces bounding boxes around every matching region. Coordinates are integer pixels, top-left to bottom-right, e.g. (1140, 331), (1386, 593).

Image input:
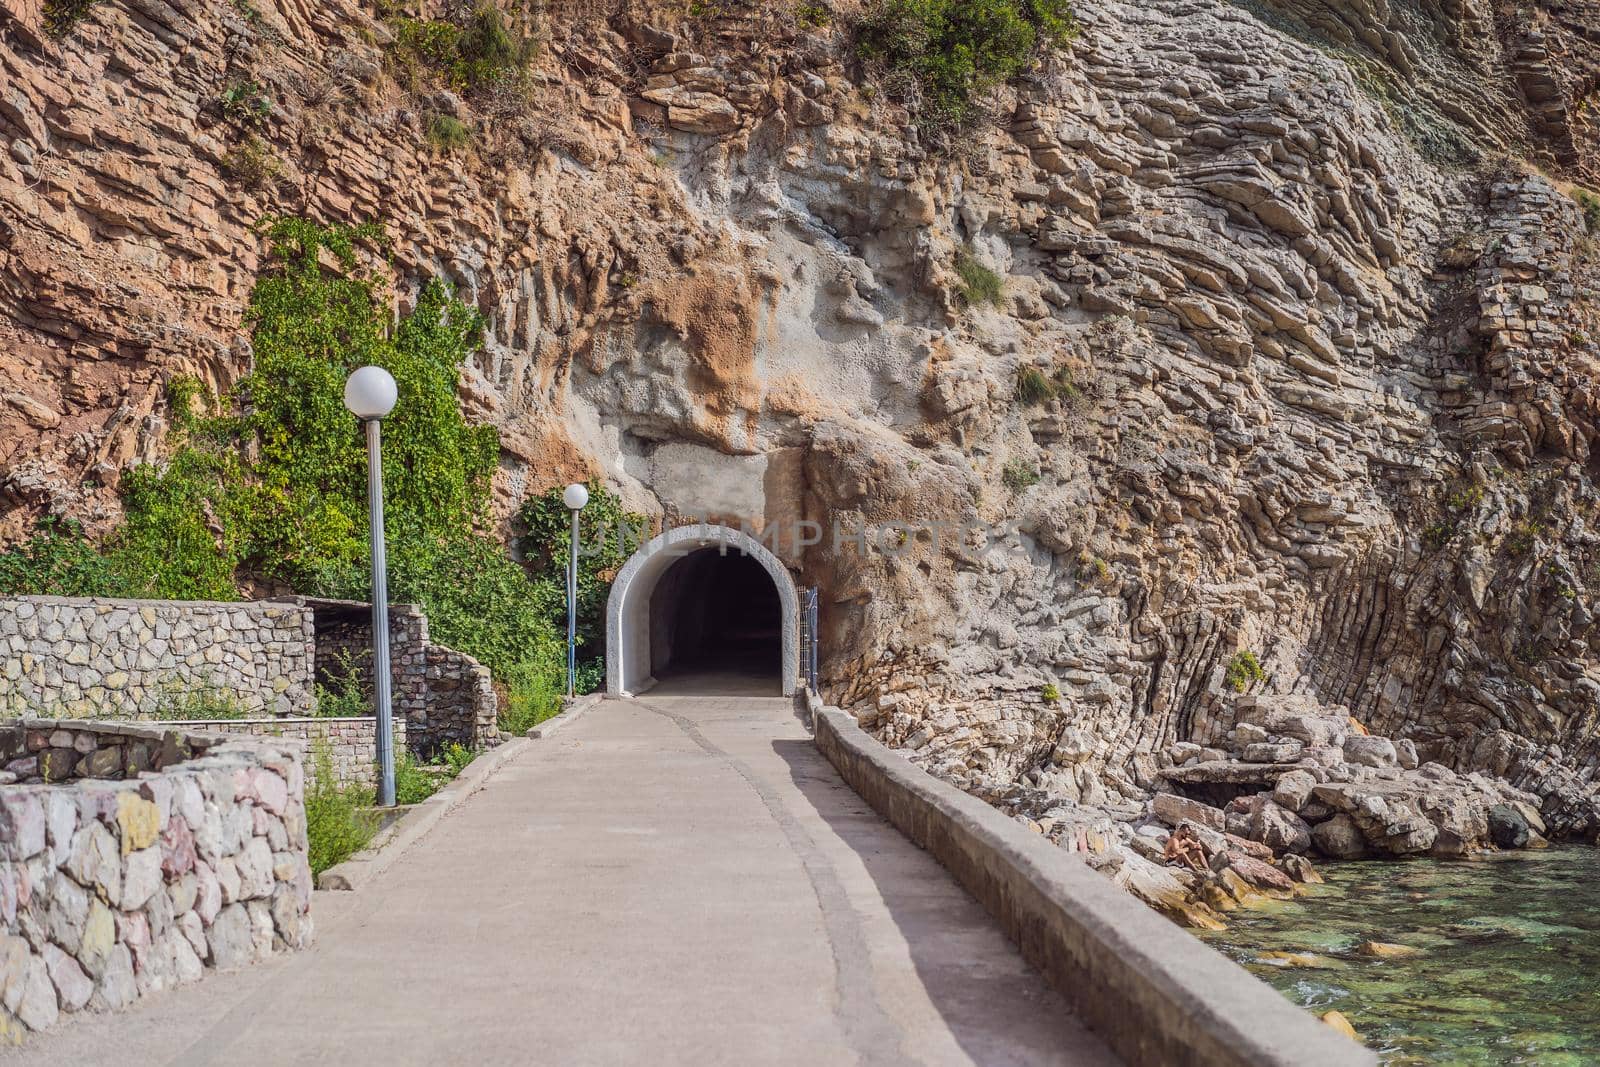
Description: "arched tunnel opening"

(648, 548), (783, 691)
(608, 525), (800, 698)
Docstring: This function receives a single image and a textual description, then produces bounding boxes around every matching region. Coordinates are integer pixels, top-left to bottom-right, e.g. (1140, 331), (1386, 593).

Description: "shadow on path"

(769, 736), (1117, 1067)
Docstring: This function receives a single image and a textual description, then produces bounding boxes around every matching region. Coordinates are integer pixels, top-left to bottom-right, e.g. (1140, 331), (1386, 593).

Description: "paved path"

(10, 683), (1115, 1066)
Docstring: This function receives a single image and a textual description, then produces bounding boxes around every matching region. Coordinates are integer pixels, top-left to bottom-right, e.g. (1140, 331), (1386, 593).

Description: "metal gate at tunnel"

(799, 587), (818, 692)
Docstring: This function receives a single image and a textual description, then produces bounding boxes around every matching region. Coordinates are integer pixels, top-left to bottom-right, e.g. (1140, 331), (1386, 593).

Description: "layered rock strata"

(1, 0), (1599, 916)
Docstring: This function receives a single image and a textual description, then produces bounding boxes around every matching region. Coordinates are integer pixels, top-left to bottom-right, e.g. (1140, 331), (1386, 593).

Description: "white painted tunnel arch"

(605, 524), (800, 697)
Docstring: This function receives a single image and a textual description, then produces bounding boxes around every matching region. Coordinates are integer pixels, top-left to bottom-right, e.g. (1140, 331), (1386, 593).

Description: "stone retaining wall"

(413, 645), (497, 753)
(0, 595), (499, 757)
(809, 696), (1374, 1067)
(306, 599), (498, 754)
(0, 718), (312, 1040)
(0, 597), (315, 719)
(158, 717), (395, 789)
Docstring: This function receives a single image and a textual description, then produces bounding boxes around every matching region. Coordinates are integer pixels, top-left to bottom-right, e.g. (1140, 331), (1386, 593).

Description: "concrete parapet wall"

(811, 701), (1375, 1067)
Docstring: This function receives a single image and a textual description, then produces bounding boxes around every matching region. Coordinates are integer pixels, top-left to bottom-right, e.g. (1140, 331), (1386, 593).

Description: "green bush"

(1447, 484), (1484, 511)
(426, 113), (473, 152)
(1506, 519), (1544, 557)
(0, 518), (125, 597)
(1574, 188), (1600, 235)
(312, 653), (367, 717)
(517, 479), (646, 685)
(393, 749), (441, 805)
(1040, 682), (1060, 702)
(391, 5), (534, 94)
(855, 0), (1078, 126)
(498, 648), (565, 735)
(795, 1), (831, 27)
(393, 742), (476, 805)
(305, 742), (379, 876)
(1014, 364), (1078, 406)
(1015, 366), (1053, 405)
(220, 136), (283, 190)
(441, 742), (476, 776)
(220, 80), (273, 126)
(43, 0), (98, 36)
(1224, 650), (1267, 693)
(1002, 457), (1040, 491)
(0, 218), (564, 690)
(955, 247), (1004, 306)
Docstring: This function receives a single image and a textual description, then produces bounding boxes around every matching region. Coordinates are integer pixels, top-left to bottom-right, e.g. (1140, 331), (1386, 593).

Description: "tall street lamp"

(562, 482), (589, 698)
(345, 366), (399, 807)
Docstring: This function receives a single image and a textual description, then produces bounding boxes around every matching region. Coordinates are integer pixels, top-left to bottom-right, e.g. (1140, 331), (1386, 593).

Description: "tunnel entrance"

(606, 525), (799, 697)
(649, 550), (782, 685)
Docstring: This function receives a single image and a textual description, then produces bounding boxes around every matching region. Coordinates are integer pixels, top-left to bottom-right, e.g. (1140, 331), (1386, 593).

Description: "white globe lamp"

(343, 365), (398, 420)
(345, 365), (399, 806)
(563, 482), (589, 697)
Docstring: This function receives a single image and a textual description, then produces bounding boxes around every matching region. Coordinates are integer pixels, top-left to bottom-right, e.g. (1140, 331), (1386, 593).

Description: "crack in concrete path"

(635, 698), (915, 1067)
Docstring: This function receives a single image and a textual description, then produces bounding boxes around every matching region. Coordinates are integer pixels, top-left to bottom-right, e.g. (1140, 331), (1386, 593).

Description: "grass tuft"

(955, 247), (1004, 307)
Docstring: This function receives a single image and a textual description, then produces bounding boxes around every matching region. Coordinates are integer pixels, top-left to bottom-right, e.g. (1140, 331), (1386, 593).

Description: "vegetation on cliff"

(0, 218), (615, 718)
(855, 0), (1078, 124)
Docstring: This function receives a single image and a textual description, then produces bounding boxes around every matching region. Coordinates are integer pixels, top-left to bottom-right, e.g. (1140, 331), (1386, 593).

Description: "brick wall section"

(159, 716), (400, 789)
(0, 597), (316, 719)
(0, 719), (313, 1038)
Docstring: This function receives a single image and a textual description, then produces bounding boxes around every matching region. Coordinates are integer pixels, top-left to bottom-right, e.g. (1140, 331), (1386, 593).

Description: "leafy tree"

(0, 518), (123, 597)
(1, 218), (557, 682)
(517, 480), (649, 672)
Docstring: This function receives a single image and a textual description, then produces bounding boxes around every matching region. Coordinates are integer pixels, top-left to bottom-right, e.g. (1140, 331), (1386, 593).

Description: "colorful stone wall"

(0, 719), (312, 1040)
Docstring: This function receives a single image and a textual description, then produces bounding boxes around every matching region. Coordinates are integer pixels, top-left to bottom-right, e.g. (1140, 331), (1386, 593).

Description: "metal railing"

(800, 587), (819, 692)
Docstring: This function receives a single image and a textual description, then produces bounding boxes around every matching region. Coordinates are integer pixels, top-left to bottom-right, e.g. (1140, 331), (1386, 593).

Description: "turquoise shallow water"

(1200, 847), (1600, 1065)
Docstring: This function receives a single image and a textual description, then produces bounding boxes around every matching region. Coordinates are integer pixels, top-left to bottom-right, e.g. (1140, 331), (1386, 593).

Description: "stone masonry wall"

(0, 595), (495, 757)
(0, 719), (312, 1040)
(415, 646), (497, 754)
(0, 597), (315, 719)
(308, 601), (499, 754)
(162, 717), (398, 790)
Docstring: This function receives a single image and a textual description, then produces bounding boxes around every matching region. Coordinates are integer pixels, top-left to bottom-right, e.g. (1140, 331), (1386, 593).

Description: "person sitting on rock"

(1163, 825), (1210, 874)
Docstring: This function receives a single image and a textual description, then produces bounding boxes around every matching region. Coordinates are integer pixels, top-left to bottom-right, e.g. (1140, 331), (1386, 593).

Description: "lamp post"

(562, 482), (589, 698)
(344, 366), (399, 807)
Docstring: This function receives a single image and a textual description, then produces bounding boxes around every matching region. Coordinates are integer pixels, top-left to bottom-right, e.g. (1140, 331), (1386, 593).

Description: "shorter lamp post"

(344, 366), (399, 808)
(562, 482), (589, 698)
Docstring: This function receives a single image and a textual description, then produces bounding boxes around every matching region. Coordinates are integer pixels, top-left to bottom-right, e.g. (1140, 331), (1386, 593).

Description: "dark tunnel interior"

(648, 548), (782, 690)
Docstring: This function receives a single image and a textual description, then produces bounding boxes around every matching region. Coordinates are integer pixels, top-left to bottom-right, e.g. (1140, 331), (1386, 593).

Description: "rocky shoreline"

(977, 693), (1594, 930)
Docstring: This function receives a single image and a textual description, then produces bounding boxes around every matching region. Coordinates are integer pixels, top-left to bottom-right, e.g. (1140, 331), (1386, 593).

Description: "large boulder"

(1272, 770), (1317, 812)
(1232, 723), (1269, 747)
(1151, 792), (1225, 831)
(1249, 798), (1313, 854)
(1372, 799), (1438, 854)
(1343, 735), (1398, 768)
(1419, 789), (1489, 855)
(1111, 850), (1225, 930)
(1265, 712), (1347, 748)
(1243, 741), (1303, 763)
(1216, 851), (1296, 893)
(1311, 813), (1367, 859)
(1488, 804), (1530, 849)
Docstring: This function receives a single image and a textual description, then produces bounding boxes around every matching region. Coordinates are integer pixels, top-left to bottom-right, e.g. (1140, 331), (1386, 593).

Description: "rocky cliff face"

(3, 1), (1599, 841)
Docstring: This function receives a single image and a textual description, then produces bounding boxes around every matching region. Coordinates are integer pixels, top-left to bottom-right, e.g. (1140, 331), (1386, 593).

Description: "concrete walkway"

(10, 683), (1116, 1066)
